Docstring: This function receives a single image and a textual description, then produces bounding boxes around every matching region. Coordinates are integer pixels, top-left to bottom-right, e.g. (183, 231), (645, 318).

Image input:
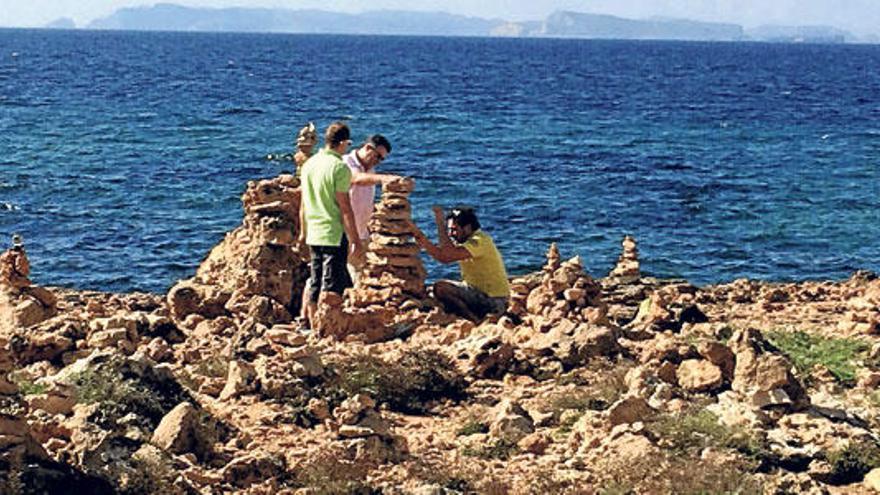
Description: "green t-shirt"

(301, 148), (352, 246)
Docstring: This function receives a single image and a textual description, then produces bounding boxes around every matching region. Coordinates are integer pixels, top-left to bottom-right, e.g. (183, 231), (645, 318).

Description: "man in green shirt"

(298, 122), (364, 327)
(411, 206), (510, 321)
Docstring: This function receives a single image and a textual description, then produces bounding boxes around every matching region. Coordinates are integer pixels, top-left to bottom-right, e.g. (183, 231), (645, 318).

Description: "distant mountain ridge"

(77, 3), (862, 43)
(528, 11), (744, 41)
(87, 3), (504, 36)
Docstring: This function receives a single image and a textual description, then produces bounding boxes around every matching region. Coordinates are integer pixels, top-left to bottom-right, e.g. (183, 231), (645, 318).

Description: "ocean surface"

(1, 29), (878, 293)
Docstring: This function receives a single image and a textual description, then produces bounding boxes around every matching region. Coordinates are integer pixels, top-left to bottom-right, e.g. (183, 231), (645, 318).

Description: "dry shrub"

(327, 348), (467, 414)
(293, 448), (376, 495)
(598, 452), (763, 494)
(521, 466), (594, 495)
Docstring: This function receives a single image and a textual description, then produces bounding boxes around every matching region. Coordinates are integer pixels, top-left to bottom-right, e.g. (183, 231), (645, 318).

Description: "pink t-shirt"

(343, 151), (375, 241)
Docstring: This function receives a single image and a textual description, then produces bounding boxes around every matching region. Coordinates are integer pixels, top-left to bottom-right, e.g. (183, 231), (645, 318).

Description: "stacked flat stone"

(508, 243), (561, 315)
(608, 235), (640, 283)
(351, 178), (425, 307)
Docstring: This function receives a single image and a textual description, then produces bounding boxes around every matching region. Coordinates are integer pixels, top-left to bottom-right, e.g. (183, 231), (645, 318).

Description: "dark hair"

(324, 121), (351, 148)
(447, 206), (480, 230)
(366, 134), (392, 153)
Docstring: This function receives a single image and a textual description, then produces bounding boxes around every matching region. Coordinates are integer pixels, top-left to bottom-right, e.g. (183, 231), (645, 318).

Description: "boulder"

(219, 360), (256, 401)
(729, 329), (809, 412)
(676, 359), (723, 393)
(865, 468), (880, 492)
(489, 399), (535, 443)
(150, 402), (199, 455)
(608, 396), (655, 426)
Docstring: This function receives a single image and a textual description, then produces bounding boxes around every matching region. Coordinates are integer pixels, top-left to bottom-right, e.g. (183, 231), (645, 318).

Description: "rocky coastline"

(1, 173), (879, 494)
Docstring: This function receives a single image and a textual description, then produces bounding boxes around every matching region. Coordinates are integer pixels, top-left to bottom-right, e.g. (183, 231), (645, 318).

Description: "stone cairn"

(507, 243), (607, 327)
(317, 178), (425, 342)
(0, 241), (57, 331)
(356, 177), (425, 304)
(608, 235), (640, 284)
(504, 244), (620, 370)
(167, 174), (309, 327)
(601, 235), (668, 327)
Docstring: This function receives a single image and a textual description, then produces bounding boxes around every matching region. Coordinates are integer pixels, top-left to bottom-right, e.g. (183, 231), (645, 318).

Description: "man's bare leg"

(433, 281), (479, 322)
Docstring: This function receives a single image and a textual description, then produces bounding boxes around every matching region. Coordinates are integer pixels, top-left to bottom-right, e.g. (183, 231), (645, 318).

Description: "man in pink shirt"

(343, 134), (400, 281)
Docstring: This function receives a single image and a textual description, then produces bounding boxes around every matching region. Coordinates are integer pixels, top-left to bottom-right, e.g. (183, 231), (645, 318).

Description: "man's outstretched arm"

(350, 172), (400, 186)
(410, 222), (470, 264)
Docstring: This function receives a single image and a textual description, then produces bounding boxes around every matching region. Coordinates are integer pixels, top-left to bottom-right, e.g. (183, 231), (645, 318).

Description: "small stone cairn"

(608, 235), (640, 284)
(507, 243), (606, 326)
(0, 241), (57, 331)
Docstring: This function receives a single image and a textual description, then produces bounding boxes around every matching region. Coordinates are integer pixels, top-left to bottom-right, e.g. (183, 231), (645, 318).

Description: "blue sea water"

(1, 29), (878, 293)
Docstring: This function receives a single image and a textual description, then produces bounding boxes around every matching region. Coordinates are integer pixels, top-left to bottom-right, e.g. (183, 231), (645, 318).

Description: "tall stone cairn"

(608, 235), (640, 283)
(166, 174), (309, 326)
(350, 178), (425, 307)
(316, 178), (423, 342)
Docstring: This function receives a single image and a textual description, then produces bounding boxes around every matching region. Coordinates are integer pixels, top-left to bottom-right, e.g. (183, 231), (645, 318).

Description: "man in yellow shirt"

(411, 206), (509, 321)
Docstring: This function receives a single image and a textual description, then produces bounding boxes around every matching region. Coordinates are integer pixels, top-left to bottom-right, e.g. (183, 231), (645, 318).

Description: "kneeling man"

(411, 206), (509, 321)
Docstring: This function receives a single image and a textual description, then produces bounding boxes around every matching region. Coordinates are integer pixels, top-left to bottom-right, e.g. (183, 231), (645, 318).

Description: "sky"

(2, 0), (880, 35)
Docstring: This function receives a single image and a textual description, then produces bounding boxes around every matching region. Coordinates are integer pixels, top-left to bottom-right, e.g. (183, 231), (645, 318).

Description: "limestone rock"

(453, 334), (514, 379)
(518, 432), (551, 455)
(150, 402), (199, 455)
(697, 340), (735, 380)
(219, 360), (256, 401)
(608, 396), (655, 426)
(221, 453), (285, 488)
(864, 468), (880, 492)
(677, 359), (724, 393)
(489, 399), (535, 443)
(729, 328), (809, 412)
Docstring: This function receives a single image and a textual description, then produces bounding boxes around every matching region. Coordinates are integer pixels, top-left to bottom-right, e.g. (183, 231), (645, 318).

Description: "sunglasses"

(369, 145), (387, 162)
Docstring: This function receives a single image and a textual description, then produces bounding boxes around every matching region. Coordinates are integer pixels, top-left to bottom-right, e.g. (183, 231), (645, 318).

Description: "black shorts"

(306, 236), (352, 303)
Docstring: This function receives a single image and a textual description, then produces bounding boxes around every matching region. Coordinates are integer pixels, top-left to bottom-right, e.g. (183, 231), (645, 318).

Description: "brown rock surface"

(7, 189), (880, 494)
(676, 359), (723, 393)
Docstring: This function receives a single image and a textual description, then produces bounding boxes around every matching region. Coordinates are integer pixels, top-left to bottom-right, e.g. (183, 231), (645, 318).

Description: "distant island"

(50, 3), (865, 44)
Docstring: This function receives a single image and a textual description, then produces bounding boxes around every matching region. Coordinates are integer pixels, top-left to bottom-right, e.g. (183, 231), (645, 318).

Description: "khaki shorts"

(445, 280), (508, 318)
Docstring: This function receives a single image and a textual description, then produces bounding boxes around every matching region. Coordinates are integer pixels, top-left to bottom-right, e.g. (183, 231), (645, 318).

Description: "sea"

(1, 29), (878, 293)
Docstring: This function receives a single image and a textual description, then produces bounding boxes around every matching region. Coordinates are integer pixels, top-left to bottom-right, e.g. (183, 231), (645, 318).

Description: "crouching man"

(410, 206), (509, 321)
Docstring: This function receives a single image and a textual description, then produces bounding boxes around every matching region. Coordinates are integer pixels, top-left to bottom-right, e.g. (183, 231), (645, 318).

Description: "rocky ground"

(2, 174), (880, 494)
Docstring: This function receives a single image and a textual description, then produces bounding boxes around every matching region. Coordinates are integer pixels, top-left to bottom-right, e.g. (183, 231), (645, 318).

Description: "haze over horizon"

(2, 0), (880, 36)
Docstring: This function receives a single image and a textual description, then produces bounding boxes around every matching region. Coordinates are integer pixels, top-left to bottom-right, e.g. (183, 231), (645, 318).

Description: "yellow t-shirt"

(459, 230), (510, 298)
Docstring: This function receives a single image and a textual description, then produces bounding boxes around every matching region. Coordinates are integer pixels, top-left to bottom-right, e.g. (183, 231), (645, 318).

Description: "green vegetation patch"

(67, 358), (188, 430)
(766, 330), (868, 385)
(647, 409), (770, 465)
(11, 378), (47, 396)
(331, 348), (467, 414)
(462, 438), (519, 461)
(456, 419), (489, 436)
(599, 453), (764, 494)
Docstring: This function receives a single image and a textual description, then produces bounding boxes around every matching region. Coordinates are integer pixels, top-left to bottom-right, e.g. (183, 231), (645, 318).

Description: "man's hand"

(431, 205), (445, 221)
(349, 240), (365, 266)
(407, 221), (427, 249)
